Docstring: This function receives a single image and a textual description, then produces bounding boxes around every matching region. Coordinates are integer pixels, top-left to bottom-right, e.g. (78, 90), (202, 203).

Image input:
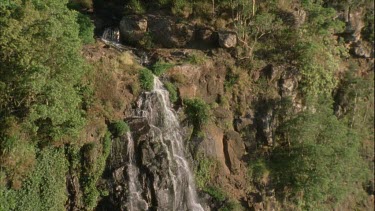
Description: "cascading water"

(102, 27), (120, 43)
(126, 132), (149, 211)
(127, 77), (204, 211)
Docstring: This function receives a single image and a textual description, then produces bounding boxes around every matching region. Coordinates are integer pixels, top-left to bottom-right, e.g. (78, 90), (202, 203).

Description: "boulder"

(148, 15), (194, 48)
(119, 15), (148, 44)
(292, 8), (306, 28)
(352, 41), (373, 58)
(195, 26), (218, 46)
(218, 31), (237, 48)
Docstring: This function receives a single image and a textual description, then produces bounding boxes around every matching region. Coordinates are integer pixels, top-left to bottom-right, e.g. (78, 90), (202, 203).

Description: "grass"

(139, 68), (154, 91)
(164, 81), (178, 103)
(152, 61), (174, 76)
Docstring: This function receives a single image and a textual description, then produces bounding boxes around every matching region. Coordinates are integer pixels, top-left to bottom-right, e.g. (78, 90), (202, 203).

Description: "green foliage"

(248, 158), (268, 183)
(171, 0), (192, 16)
(109, 121), (129, 137)
(219, 200), (243, 211)
(224, 69), (239, 91)
(164, 82), (178, 103)
(77, 13), (95, 44)
(204, 186), (227, 202)
(139, 32), (154, 49)
(139, 68), (154, 91)
(0, 148), (68, 211)
(68, 0), (93, 10)
(194, 153), (216, 189)
(151, 61), (174, 76)
(270, 98), (368, 210)
(184, 98), (211, 131)
(81, 131), (112, 209)
(362, 8), (374, 43)
(186, 53), (206, 65)
(128, 0), (145, 14)
(0, 0), (87, 145)
(295, 40), (338, 96)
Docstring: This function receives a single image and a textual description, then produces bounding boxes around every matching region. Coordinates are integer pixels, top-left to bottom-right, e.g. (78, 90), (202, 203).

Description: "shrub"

(171, 0), (192, 17)
(204, 186), (226, 202)
(110, 121), (129, 137)
(186, 52), (206, 65)
(194, 153), (216, 189)
(139, 32), (154, 49)
(77, 13), (95, 44)
(151, 61), (174, 76)
(139, 68), (154, 91)
(184, 98), (210, 130)
(164, 82), (178, 103)
(248, 159), (269, 184)
(128, 0), (145, 14)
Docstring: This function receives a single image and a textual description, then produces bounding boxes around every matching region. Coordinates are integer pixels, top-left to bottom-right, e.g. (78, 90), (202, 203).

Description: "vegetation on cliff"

(0, 0), (373, 210)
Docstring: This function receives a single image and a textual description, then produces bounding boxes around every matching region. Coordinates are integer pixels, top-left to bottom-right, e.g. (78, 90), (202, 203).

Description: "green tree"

(270, 98), (368, 210)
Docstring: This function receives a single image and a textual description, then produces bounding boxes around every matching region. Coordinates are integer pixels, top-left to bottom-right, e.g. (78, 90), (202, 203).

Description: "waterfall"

(128, 77), (204, 211)
(102, 28), (120, 43)
(126, 132), (149, 211)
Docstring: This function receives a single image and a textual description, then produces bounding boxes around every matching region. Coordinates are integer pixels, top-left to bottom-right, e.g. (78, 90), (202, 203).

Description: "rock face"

(218, 31), (237, 48)
(351, 41), (373, 58)
(119, 15), (148, 44)
(148, 15), (195, 48)
(105, 78), (203, 211)
(119, 15), (236, 49)
(223, 131), (245, 174)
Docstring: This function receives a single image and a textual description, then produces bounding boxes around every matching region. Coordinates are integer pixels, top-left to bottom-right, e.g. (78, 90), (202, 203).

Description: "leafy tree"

(0, 0), (88, 189)
(270, 98), (368, 210)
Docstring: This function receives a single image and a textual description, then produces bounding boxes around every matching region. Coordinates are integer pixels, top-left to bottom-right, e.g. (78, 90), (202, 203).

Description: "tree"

(270, 98), (368, 210)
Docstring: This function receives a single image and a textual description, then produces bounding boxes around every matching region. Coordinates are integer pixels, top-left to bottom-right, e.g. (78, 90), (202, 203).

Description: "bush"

(77, 13), (95, 44)
(184, 98), (210, 130)
(248, 159), (269, 183)
(151, 61), (174, 76)
(164, 82), (178, 103)
(186, 52), (206, 65)
(194, 153), (216, 189)
(0, 148), (68, 211)
(139, 68), (154, 91)
(128, 0), (145, 14)
(110, 121), (129, 137)
(204, 186), (226, 202)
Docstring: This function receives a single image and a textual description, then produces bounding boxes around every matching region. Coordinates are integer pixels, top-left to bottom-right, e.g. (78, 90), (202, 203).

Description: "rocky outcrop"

(351, 41), (373, 58)
(119, 15), (148, 44)
(148, 15), (195, 48)
(218, 31), (237, 48)
(119, 15), (237, 49)
(223, 131), (245, 174)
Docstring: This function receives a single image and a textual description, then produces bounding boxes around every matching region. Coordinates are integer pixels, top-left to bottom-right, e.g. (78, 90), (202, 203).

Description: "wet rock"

(224, 131), (245, 174)
(119, 15), (148, 44)
(218, 31), (237, 48)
